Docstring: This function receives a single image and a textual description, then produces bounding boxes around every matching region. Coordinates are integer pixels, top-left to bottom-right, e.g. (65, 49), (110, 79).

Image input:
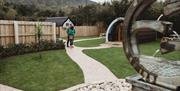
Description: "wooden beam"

(14, 21), (19, 44)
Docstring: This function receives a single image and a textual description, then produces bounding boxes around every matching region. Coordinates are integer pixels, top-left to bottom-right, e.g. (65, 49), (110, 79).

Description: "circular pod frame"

(123, 0), (180, 90)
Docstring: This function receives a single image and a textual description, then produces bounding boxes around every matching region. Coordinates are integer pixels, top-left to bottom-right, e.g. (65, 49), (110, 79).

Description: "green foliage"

(112, 0), (130, 17)
(0, 40), (65, 58)
(5, 0), (95, 9)
(35, 23), (43, 41)
(138, 2), (163, 20)
(6, 8), (17, 19)
(35, 23), (43, 58)
(16, 4), (38, 16)
(0, 1), (65, 20)
(36, 9), (57, 17)
(0, 0), (4, 7)
(137, 2), (180, 33)
(0, 45), (3, 51)
(69, 0), (130, 26)
(0, 0), (179, 32)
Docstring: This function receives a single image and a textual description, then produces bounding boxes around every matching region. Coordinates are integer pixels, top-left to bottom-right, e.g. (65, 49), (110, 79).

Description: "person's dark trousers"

(67, 36), (70, 47)
(70, 39), (74, 46)
(70, 36), (74, 46)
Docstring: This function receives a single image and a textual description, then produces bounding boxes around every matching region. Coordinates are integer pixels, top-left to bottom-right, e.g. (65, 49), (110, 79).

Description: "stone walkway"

(63, 37), (132, 91)
(0, 84), (22, 91)
(66, 44), (118, 83)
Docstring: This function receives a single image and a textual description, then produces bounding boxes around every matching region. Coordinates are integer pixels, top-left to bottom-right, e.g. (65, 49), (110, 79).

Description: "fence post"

(14, 21), (19, 44)
(59, 27), (61, 38)
(52, 23), (56, 43)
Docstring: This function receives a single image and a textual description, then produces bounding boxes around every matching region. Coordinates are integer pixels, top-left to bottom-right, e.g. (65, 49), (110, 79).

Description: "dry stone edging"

(61, 79), (132, 91)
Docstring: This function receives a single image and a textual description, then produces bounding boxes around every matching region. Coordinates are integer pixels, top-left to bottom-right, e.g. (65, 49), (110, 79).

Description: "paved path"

(0, 84), (22, 91)
(63, 37), (132, 91)
(66, 37), (118, 83)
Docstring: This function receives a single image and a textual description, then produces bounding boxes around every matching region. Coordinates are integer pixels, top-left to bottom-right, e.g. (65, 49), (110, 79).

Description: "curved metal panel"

(105, 17), (124, 42)
(123, 0), (180, 90)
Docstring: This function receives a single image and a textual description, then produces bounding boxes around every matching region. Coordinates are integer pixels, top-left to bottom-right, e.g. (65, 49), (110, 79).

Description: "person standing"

(66, 24), (76, 48)
(66, 26), (70, 47)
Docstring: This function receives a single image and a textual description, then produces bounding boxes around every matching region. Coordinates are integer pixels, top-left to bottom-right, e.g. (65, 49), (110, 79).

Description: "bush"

(0, 45), (3, 52)
(0, 40), (65, 58)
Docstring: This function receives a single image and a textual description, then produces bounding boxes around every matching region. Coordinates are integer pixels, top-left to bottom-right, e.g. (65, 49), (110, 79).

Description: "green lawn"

(62, 36), (99, 40)
(83, 41), (180, 78)
(83, 48), (136, 78)
(0, 50), (84, 91)
(74, 38), (105, 47)
(139, 41), (180, 61)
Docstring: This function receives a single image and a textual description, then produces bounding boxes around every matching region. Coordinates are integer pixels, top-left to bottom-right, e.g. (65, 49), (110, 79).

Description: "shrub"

(0, 40), (65, 59)
(0, 45), (3, 52)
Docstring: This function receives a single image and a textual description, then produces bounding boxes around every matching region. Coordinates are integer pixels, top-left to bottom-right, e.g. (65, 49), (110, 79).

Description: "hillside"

(5, 0), (96, 8)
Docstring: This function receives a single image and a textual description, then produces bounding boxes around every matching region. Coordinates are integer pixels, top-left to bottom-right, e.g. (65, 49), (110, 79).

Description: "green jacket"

(67, 28), (76, 36)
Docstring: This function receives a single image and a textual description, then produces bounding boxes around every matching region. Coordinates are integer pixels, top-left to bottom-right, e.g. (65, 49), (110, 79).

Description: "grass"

(83, 41), (180, 78)
(74, 38), (105, 47)
(0, 50), (84, 91)
(83, 48), (136, 78)
(139, 41), (180, 61)
(62, 36), (99, 40)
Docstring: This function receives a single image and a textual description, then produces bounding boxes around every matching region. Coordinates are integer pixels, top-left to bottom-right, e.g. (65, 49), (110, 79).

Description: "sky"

(90, 0), (111, 3)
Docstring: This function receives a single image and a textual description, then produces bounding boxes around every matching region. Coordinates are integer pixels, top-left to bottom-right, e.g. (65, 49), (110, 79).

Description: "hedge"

(0, 40), (65, 58)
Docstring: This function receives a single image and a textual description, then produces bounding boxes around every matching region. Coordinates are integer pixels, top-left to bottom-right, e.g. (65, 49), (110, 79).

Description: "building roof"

(46, 17), (69, 26)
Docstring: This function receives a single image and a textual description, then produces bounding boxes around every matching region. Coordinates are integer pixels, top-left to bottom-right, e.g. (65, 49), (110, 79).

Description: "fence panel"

(0, 20), (101, 47)
(0, 20), (56, 47)
(0, 21), (14, 46)
(56, 26), (100, 38)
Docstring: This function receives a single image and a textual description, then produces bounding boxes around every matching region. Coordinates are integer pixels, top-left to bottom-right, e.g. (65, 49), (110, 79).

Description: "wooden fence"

(0, 20), (101, 47)
(137, 29), (156, 43)
(56, 26), (100, 38)
(0, 20), (56, 47)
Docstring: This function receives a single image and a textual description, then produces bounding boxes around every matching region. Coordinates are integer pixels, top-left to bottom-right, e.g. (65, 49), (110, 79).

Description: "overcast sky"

(90, 0), (111, 3)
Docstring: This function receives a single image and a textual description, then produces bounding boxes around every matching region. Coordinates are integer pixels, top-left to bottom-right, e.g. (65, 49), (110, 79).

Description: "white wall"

(63, 19), (74, 29)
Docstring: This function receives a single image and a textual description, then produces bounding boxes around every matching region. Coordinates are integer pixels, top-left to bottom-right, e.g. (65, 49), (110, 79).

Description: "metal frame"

(123, 0), (180, 90)
(105, 17), (124, 42)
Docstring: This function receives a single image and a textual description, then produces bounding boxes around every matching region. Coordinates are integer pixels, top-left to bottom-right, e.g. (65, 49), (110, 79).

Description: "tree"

(36, 23), (43, 44)
(96, 4), (116, 27)
(6, 8), (17, 19)
(137, 2), (163, 20)
(15, 4), (38, 16)
(112, 0), (130, 17)
(35, 23), (43, 58)
(69, 4), (99, 25)
(0, 0), (4, 7)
